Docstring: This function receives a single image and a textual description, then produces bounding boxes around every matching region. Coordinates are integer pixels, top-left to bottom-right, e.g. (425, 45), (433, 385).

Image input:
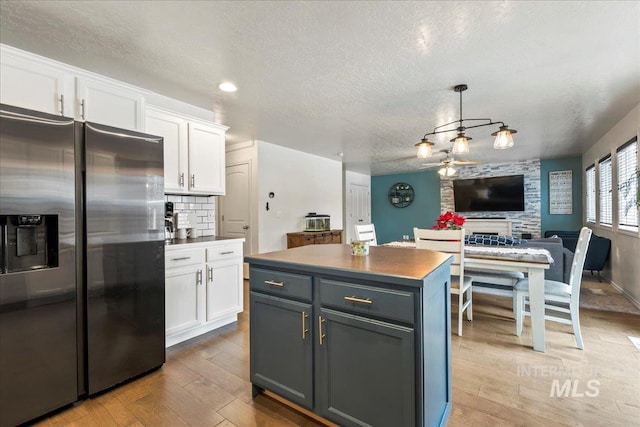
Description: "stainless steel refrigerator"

(0, 104), (165, 426)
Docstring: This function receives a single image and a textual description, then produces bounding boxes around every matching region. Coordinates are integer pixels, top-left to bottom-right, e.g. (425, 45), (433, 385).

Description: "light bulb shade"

(415, 138), (434, 159)
(438, 165), (457, 177)
(451, 133), (470, 154)
(492, 126), (517, 149)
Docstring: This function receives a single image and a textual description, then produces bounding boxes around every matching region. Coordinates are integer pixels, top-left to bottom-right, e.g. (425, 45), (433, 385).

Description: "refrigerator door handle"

(85, 123), (163, 143)
(0, 109), (74, 126)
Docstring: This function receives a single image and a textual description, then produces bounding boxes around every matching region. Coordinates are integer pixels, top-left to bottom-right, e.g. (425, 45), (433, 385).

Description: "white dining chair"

(354, 223), (378, 246)
(414, 227), (472, 336)
(514, 227), (593, 349)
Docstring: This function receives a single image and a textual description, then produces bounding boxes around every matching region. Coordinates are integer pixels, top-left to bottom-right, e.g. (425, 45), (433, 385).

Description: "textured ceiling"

(1, 1), (638, 175)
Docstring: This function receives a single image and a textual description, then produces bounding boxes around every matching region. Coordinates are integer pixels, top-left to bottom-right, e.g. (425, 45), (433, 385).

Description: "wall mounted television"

(453, 175), (525, 212)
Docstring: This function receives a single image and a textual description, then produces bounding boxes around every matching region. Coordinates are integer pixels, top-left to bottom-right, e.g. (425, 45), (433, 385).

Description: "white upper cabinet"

(76, 77), (145, 131)
(188, 121), (226, 195)
(145, 106), (189, 193)
(146, 107), (227, 196)
(0, 49), (70, 116)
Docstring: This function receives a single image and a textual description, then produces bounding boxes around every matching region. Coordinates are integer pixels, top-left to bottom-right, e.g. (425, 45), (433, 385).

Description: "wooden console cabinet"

(286, 230), (342, 248)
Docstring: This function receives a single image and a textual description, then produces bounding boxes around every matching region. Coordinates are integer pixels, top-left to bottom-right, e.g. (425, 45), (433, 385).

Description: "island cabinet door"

(250, 292), (313, 408)
(316, 308), (415, 427)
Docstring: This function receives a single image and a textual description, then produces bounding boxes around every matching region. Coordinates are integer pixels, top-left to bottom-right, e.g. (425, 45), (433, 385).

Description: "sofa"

(544, 230), (611, 279)
(466, 236), (574, 291)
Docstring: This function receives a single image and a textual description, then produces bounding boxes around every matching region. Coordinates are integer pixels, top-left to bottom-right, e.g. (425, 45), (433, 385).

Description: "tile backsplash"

(165, 195), (216, 237)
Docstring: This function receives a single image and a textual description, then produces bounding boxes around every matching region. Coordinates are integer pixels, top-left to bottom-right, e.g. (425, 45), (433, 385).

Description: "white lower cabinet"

(165, 240), (243, 347)
(165, 265), (203, 335)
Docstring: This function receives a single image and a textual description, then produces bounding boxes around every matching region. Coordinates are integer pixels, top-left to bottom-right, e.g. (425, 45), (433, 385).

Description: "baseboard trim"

(166, 313), (239, 348)
(608, 280), (640, 310)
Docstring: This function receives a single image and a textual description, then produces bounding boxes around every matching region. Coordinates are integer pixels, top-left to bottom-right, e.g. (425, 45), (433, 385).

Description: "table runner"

(383, 241), (553, 264)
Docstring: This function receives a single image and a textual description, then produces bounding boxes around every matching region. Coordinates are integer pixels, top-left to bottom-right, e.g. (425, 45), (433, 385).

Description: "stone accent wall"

(440, 160), (541, 238)
(165, 195), (216, 237)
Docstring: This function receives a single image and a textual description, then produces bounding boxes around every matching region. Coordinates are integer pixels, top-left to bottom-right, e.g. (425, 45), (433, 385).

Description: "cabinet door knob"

(180, 172), (185, 187)
(196, 269), (202, 285)
(80, 99), (86, 120)
(59, 94), (64, 116)
(208, 267), (213, 282)
(191, 174), (195, 187)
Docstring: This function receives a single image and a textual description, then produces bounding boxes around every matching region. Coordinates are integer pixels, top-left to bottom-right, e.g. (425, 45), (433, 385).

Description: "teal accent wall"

(371, 171), (441, 244)
(372, 156), (583, 242)
(540, 156), (584, 234)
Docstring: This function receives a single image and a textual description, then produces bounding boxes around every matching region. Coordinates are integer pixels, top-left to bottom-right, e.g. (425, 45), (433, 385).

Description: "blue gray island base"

(245, 244), (452, 427)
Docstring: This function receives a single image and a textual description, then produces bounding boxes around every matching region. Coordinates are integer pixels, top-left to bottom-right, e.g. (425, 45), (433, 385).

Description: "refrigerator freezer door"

(0, 104), (77, 427)
(84, 122), (166, 395)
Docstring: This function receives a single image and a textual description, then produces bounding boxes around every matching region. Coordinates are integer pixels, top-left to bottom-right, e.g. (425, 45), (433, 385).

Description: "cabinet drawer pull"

(171, 256), (191, 261)
(318, 316), (326, 345)
(344, 295), (373, 305)
(220, 251), (235, 255)
(264, 280), (284, 287)
(301, 311), (309, 340)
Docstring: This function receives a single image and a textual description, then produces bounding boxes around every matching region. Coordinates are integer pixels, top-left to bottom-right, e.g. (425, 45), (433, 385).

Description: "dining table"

(384, 241), (552, 352)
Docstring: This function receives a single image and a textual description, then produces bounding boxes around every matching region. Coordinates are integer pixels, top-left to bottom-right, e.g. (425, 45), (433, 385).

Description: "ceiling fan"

(418, 149), (480, 176)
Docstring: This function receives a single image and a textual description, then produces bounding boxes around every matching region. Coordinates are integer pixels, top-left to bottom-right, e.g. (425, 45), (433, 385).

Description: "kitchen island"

(245, 244), (452, 427)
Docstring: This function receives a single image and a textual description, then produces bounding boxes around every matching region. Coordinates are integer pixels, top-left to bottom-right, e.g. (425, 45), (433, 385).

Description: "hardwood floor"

(34, 281), (639, 426)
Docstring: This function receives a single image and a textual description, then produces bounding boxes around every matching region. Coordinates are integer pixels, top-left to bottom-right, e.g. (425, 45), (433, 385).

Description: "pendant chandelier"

(416, 84), (517, 159)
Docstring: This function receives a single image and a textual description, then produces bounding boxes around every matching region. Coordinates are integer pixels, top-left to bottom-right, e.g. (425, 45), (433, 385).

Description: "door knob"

(242, 225), (249, 230)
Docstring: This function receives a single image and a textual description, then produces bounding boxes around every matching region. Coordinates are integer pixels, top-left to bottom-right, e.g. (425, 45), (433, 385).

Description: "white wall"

(582, 103), (640, 305)
(257, 141), (343, 253)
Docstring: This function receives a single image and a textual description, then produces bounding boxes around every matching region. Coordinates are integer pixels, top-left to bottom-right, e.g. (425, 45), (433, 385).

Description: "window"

(617, 137), (638, 228)
(586, 165), (596, 223)
(599, 156), (612, 225)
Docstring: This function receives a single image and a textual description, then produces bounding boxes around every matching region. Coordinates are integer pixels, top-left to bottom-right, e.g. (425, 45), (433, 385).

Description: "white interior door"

(347, 183), (371, 243)
(219, 162), (252, 276)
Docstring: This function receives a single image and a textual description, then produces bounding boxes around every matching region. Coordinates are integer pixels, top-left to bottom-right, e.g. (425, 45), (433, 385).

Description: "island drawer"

(165, 248), (204, 269)
(319, 279), (414, 324)
(250, 267), (312, 302)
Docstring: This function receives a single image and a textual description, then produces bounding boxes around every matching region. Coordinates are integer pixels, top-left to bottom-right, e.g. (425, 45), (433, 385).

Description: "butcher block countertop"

(245, 243), (451, 287)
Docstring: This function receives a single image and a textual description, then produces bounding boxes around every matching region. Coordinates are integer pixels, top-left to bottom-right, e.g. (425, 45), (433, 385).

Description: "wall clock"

(388, 183), (414, 208)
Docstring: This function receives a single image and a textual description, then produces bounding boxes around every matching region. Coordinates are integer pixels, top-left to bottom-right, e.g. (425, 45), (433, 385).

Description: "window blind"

(599, 156), (612, 225)
(617, 137), (638, 228)
(586, 165), (596, 223)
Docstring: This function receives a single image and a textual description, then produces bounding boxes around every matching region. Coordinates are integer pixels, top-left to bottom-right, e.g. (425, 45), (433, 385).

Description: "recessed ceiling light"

(218, 81), (237, 92)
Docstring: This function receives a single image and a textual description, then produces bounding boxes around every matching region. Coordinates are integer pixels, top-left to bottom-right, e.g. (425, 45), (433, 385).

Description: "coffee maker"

(164, 202), (174, 241)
